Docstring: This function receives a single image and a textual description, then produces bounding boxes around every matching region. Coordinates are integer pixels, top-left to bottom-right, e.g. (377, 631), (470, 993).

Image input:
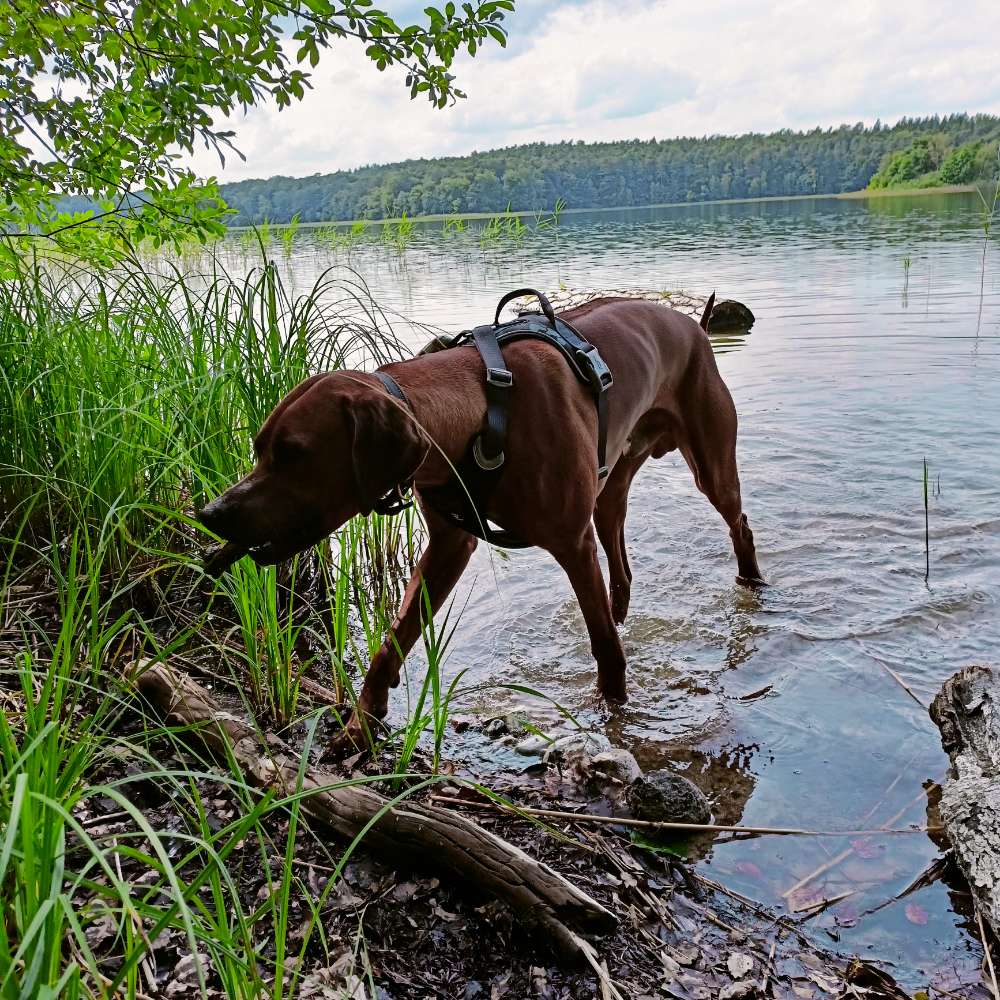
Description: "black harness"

(372, 288), (613, 548)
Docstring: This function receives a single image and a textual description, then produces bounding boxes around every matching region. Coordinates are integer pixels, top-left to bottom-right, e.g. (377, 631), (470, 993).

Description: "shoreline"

(226, 184), (981, 231)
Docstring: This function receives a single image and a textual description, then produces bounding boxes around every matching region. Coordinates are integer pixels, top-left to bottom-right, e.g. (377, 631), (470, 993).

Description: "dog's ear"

(348, 390), (431, 515)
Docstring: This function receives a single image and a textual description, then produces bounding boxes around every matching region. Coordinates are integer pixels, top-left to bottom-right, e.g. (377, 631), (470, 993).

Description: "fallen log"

(134, 660), (616, 960)
(513, 287), (755, 333)
(929, 664), (1000, 939)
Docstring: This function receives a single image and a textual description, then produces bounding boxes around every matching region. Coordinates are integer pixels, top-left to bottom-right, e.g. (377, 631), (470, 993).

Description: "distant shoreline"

(227, 184), (980, 231)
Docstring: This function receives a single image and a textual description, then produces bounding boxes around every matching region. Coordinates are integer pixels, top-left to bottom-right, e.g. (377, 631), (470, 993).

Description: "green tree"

(939, 141), (983, 184)
(0, 0), (513, 264)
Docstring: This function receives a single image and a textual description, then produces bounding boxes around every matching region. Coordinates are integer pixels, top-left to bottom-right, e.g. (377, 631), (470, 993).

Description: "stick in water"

(429, 795), (935, 839)
(924, 457), (930, 582)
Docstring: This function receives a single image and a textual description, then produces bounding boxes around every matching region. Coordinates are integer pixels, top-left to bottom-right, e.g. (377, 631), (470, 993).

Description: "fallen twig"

(782, 788), (927, 903)
(981, 910), (999, 1000)
(428, 794), (936, 839)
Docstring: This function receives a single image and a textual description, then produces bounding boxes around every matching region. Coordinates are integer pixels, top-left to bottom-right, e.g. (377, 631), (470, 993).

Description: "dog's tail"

(699, 292), (716, 332)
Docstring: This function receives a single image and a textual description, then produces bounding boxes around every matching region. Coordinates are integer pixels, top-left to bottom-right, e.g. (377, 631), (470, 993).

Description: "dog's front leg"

(332, 505), (477, 754)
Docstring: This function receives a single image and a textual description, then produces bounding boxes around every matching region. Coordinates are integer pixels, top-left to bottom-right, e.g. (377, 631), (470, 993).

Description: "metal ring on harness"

(472, 435), (505, 470)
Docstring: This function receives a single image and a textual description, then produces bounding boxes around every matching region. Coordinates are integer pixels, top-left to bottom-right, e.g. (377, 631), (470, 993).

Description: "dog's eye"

(272, 437), (306, 465)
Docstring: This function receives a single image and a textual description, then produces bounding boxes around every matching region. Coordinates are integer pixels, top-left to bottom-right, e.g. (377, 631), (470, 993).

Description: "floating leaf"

(850, 837), (881, 859)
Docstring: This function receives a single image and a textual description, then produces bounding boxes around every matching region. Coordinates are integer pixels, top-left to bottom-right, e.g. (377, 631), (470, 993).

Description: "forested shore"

(211, 113), (999, 225)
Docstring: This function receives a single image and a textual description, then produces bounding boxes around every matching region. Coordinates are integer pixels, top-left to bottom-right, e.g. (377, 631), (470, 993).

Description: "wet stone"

(483, 717), (510, 740)
(626, 769), (712, 825)
(542, 729), (613, 761)
(587, 748), (643, 787)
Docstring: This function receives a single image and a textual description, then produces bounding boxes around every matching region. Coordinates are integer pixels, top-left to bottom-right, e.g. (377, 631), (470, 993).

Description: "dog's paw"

(736, 574), (768, 589)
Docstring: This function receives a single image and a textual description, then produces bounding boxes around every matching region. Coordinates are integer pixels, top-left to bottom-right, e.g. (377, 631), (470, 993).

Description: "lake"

(222, 191), (999, 990)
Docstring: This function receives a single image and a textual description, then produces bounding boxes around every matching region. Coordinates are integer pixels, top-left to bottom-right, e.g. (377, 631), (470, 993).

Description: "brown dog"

(199, 297), (763, 745)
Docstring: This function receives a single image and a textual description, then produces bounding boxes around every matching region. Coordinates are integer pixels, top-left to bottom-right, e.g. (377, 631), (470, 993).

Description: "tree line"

(216, 113), (1000, 224)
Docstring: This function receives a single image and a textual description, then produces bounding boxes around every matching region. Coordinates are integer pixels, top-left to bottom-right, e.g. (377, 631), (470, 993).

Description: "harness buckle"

(473, 435), (505, 471)
(486, 367), (513, 388)
(577, 346), (614, 391)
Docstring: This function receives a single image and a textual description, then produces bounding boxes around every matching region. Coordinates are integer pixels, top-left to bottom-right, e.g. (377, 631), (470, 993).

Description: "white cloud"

(186, 0), (1000, 184)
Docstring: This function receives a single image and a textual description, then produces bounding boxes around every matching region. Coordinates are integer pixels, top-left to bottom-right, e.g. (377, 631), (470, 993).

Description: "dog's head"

(198, 372), (429, 565)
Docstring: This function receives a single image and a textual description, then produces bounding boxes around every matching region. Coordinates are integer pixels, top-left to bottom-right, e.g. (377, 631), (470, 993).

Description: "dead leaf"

(529, 966), (547, 994)
(807, 972), (840, 994)
(727, 953), (754, 980)
(662, 954), (681, 981)
(670, 941), (701, 966)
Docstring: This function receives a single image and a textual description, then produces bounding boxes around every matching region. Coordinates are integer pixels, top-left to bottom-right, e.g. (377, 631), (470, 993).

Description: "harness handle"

(493, 288), (557, 328)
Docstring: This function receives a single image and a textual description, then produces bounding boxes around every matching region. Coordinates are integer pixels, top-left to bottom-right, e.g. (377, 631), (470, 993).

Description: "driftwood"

(513, 287), (756, 333)
(135, 660), (616, 960)
(929, 664), (1000, 938)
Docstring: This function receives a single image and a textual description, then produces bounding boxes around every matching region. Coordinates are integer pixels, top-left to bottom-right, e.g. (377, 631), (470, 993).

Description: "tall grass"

(0, 255), (406, 567)
(0, 254), (479, 996)
(0, 245), (599, 997)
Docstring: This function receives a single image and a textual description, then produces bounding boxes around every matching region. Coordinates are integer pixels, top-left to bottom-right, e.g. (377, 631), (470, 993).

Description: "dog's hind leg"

(594, 453), (645, 625)
(551, 527), (628, 702)
(677, 378), (764, 586)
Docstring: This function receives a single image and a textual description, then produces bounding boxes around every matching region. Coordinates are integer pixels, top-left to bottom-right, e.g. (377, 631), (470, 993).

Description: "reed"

(0, 253), (489, 996)
(923, 457), (930, 582)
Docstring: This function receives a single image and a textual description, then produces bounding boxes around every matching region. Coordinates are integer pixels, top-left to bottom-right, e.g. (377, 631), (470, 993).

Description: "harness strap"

(494, 287), (558, 326)
(373, 370), (407, 402)
(369, 368), (529, 545)
(371, 372), (416, 516)
(366, 289), (614, 547)
(487, 290), (613, 479)
(470, 324), (513, 469)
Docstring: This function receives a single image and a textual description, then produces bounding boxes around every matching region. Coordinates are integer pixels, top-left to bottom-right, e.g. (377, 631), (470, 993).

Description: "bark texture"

(135, 660), (616, 960)
(929, 664), (1000, 937)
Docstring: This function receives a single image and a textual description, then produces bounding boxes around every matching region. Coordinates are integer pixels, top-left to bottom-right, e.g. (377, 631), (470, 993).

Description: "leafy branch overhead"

(0, 0), (514, 254)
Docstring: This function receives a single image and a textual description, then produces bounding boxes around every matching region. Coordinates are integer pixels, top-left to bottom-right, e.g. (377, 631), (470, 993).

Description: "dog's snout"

(198, 496), (229, 531)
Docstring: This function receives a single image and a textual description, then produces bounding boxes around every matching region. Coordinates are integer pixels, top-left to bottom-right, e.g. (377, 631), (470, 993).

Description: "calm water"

(231, 193), (1000, 989)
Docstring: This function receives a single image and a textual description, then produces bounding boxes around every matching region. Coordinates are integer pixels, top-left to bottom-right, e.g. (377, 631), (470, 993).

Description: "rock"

(625, 770), (712, 826)
(513, 733), (554, 756)
(483, 717), (510, 740)
(543, 730), (613, 761)
(588, 749), (642, 787)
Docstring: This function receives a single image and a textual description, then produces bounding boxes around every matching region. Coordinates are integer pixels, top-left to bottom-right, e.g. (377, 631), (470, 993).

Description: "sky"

(187, 0), (1000, 183)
